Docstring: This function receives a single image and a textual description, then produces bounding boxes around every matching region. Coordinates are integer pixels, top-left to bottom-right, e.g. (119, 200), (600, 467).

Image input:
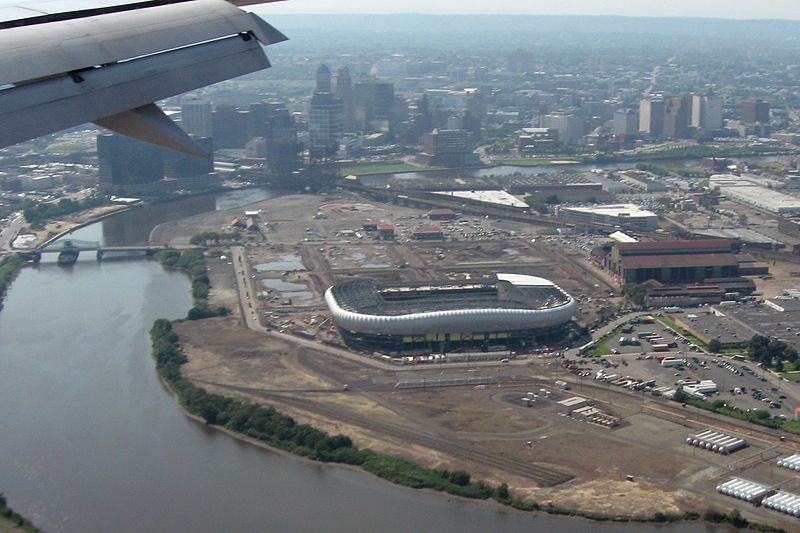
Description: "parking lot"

(581, 315), (800, 418)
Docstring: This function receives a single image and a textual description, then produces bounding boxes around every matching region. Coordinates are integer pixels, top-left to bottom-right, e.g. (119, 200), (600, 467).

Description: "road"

(0, 214), (25, 251)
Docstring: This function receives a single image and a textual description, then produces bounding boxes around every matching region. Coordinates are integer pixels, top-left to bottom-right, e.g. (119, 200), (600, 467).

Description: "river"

(0, 188), (732, 532)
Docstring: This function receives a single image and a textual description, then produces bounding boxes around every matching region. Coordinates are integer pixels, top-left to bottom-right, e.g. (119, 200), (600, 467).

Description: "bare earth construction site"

(154, 192), (800, 528)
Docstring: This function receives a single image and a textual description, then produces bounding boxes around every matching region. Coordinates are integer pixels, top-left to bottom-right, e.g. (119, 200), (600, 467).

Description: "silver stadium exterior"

(324, 274), (577, 354)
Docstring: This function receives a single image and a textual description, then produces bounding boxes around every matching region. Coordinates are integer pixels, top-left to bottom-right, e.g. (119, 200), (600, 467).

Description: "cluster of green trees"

(0, 494), (41, 532)
(0, 255), (24, 305)
(524, 194), (561, 213)
(153, 249), (229, 320)
(702, 507), (784, 532)
(189, 232), (240, 246)
(23, 196), (108, 228)
(674, 388), (783, 430)
(747, 335), (798, 371)
(623, 283), (646, 307)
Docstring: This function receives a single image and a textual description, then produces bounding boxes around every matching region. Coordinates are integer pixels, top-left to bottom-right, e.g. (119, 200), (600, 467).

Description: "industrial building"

(324, 273), (576, 354)
(608, 239), (740, 284)
(557, 204), (658, 231)
(709, 174), (800, 215)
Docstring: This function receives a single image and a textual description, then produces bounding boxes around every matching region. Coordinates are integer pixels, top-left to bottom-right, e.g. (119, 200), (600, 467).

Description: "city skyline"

(262, 0), (800, 20)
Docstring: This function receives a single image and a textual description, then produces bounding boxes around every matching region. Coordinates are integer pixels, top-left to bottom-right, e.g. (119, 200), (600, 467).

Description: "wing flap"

(94, 104), (208, 156)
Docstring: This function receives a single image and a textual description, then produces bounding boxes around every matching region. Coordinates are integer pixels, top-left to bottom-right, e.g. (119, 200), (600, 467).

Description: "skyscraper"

(309, 65), (343, 159)
(315, 64), (332, 94)
(663, 96), (690, 139)
(212, 105), (249, 149)
(639, 97), (664, 137)
(613, 109), (639, 136)
(353, 80), (396, 132)
(741, 99), (770, 124)
(692, 94), (723, 130)
(335, 66), (355, 133)
(541, 112), (583, 145)
(267, 108), (300, 175)
(97, 134), (164, 195)
(180, 95), (213, 138)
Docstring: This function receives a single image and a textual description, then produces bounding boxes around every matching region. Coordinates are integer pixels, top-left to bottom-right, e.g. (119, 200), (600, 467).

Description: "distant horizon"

(259, 0), (800, 21)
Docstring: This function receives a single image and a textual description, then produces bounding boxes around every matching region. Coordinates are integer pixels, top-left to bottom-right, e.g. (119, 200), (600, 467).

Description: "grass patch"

(0, 254), (24, 306)
(340, 161), (423, 175)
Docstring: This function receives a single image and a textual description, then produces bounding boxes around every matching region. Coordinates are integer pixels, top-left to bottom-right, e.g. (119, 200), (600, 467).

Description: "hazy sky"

(263, 0), (800, 20)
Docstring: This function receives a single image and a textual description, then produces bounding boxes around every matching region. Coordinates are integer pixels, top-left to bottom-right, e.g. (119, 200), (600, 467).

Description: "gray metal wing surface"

(0, 0), (287, 154)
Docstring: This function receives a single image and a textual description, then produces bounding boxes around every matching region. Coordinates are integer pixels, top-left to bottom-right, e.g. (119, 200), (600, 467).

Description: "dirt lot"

(172, 314), (800, 528)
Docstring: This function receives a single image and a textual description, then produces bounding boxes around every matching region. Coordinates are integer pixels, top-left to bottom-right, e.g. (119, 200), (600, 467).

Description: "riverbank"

(33, 204), (131, 248)
(0, 494), (41, 533)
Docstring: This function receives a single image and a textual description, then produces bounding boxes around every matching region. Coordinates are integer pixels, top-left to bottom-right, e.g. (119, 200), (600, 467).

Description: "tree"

(708, 339), (722, 353)
(496, 483), (510, 500)
(623, 283), (646, 307)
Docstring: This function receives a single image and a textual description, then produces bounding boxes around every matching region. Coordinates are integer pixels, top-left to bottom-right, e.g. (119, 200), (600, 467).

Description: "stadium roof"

(328, 274), (570, 317)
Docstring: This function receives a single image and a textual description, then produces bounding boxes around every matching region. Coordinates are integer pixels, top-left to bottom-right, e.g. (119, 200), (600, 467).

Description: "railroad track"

(214, 382), (574, 487)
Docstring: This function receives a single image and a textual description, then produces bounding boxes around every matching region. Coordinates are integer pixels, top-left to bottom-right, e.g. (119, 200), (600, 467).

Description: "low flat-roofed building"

(674, 311), (752, 348)
(557, 396), (590, 414)
(644, 284), (726, 308)
(558, 204), (658, 231)
(428, 208), (457, 220)
(377, 223), (395, 239)
(609, 231), (638, 243)
(412, 226), (445, 240)
(709, 174), (800, 214)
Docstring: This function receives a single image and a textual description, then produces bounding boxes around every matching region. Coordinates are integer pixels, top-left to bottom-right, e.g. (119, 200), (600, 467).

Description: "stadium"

(324, 273), (577, 354)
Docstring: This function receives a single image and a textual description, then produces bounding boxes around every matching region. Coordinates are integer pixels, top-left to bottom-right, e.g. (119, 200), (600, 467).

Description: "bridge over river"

(33, 239), (197, 261)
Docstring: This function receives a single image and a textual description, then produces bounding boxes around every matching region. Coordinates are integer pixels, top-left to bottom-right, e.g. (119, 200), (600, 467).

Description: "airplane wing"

(0, 0), (287, 155)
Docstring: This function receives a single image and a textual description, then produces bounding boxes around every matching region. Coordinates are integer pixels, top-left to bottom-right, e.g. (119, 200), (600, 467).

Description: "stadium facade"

(325, 273), (576, 354)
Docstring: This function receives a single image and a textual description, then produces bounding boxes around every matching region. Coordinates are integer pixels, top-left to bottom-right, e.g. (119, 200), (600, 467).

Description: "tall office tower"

(309, 92), (343, 159)
(692, 94), (724, 130)
(97, 134), (164, 195)
(267, 108), (300, 175)
(613, 109), (639, 136)
(212, 105), (248, 149)
(463, 88), (486, 137)
(663, 96), (690, 138)
(315, 64), (332, 94)
(372, 82), (394, 121)
(335, 66), (355, 132)
(412, 94), (433, 139)
(541, 112), (583, 145)
(164, 136), (214, 178)
(248, 101), (279, 141)
(704, 95), (723, 130)
(638, 97), (664, 137)
(741, 99), (770, 124)
(418, 129), (478, 167)
(353, 80), (395, 131)
(180, 94), (213, 137)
